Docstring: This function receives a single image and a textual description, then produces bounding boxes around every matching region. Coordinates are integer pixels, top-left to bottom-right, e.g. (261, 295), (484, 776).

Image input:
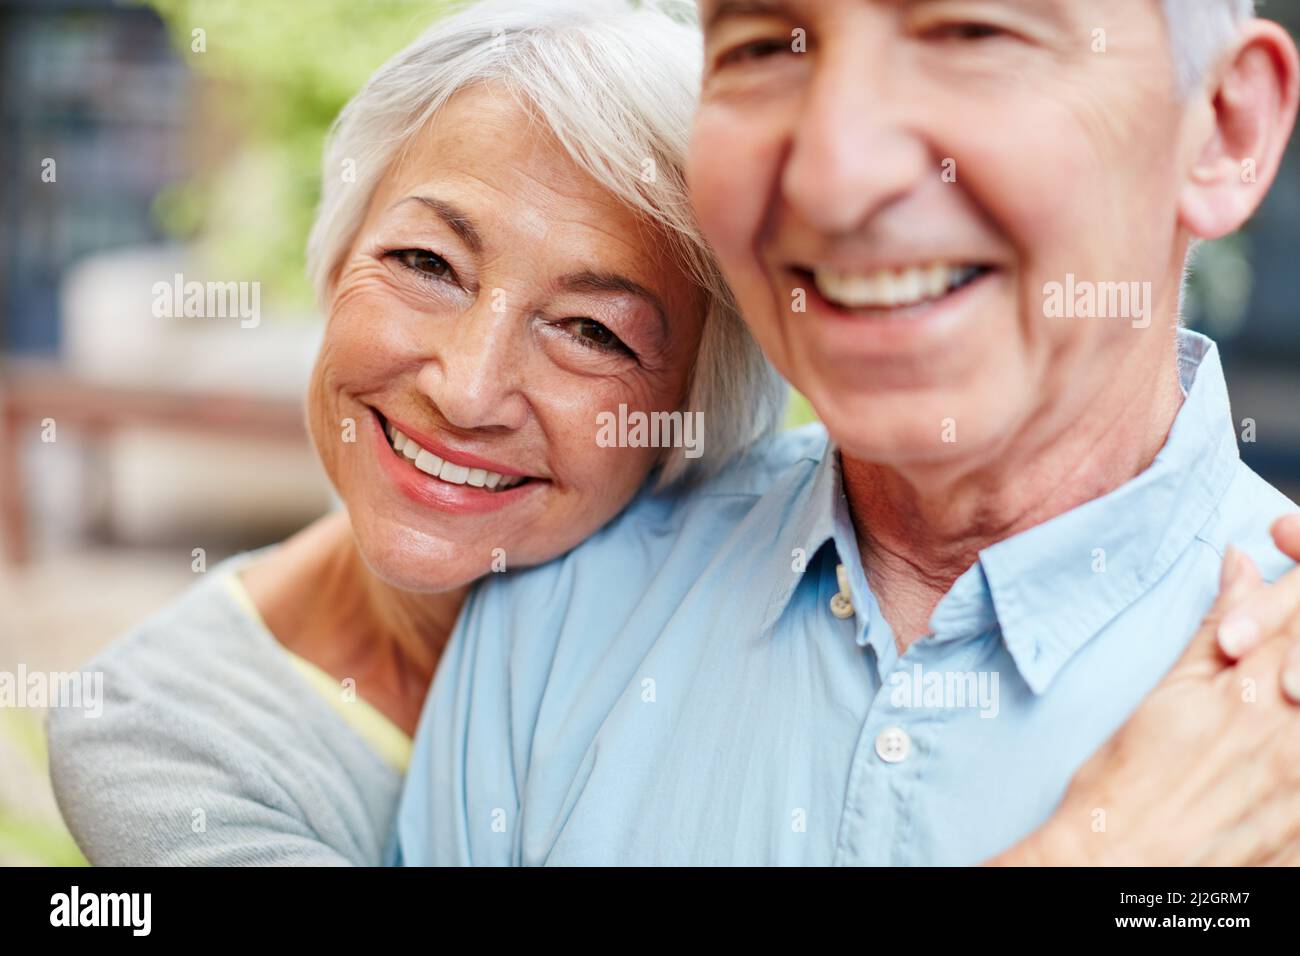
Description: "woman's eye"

(718, 36), (792, 68)
(562, 318), (633, 357)
(387, 248), (455, 282)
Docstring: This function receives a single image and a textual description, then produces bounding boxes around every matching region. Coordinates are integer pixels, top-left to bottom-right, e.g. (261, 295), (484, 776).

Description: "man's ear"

(1179, 20), (1300, 241)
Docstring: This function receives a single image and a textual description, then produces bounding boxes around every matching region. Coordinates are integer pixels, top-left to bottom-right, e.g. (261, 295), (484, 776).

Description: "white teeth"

(385, 423), (524, 492)
(438, 460), (469, 484)
(414, 448), (443, 477)
(897, 269), (922, 304)
(813, 262), (983, 310)
(923, 263), (949, 299)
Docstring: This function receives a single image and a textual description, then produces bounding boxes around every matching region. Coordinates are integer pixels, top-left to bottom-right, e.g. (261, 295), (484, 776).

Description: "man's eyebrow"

(559, 270), (669, 338)
(394, 196), (483, 253)
(907, 0), (1072, 28)
(704, 0), (799, 32)
(705, 0), (1071, 30)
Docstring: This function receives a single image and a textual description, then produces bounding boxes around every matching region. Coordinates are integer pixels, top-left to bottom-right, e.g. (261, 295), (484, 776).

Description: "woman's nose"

(413, 303), (529, 432)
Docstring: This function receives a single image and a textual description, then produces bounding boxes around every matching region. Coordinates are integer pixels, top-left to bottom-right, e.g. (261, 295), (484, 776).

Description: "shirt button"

(829, 592), (854, 619)
(829, 563), (854, 619)
(875, 726), (911, 764)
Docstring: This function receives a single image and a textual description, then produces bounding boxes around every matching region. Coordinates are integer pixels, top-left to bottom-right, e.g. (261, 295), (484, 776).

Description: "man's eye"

(717, 36), (793, 67)
(927, 22), (1007, 41)
(387, 249), (455, 282)
(563, 318), (633, 357)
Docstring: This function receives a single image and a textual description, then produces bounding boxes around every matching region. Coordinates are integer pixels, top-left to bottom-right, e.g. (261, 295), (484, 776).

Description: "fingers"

(1271, 513), (1300, 563)
(1232, 516), (1300, 701)
(1284, 641), (1300, 705)
(1175, 547), (1261, 672)
(1220, 545), (1262, 603)
(1216, 555), (1300, 660)
(1190, 546), (1263, 664)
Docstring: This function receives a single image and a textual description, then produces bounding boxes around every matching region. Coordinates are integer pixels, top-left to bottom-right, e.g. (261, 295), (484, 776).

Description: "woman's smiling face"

(308, 83), (706, 592)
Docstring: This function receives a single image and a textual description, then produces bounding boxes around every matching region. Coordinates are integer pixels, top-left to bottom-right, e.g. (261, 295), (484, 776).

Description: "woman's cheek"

(535, 373), (664, 492)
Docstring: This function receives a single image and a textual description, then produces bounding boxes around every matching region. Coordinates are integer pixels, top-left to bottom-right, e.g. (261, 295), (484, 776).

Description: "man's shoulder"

(1198, 461), (1299, 582)
(690, 422), (830, 497)
(480, 425), (828, 605)
(453, 426), (830, 674)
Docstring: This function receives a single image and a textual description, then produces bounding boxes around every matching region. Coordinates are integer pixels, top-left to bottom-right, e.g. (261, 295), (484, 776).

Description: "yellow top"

(223, 573), (412, 773)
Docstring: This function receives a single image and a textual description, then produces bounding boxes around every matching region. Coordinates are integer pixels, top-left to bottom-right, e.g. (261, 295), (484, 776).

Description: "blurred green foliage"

(0, 710), (86, 866)
(144, 0), (450, 309)
(784, 390), (818, 429)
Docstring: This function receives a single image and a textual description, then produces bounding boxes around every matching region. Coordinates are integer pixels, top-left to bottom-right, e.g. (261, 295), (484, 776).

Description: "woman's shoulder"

(46, 557), (400, 865)
(66, 556), (307, 720)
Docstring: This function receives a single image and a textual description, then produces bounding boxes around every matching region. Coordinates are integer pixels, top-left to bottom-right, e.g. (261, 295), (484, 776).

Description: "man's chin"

(820, 402), (1005, 474)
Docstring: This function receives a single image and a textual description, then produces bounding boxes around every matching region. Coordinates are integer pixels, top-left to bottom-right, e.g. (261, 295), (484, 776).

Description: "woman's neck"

(239, 510), (469, 735)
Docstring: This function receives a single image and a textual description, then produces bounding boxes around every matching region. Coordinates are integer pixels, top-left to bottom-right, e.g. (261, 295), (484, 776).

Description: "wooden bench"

(0, 358), (309, 564)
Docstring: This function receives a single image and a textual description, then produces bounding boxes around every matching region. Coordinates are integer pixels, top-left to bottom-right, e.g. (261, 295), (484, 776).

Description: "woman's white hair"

(306, 0), (786, 487)
(1164, 0), (1256, 93)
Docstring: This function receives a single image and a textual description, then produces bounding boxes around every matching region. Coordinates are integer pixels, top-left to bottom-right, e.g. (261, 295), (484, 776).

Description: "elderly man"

(394, 0), (1300, 865)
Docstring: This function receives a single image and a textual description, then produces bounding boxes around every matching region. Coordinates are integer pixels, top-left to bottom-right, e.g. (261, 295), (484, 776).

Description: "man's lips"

(795, 261), (996, 316)
(781, 260), (1002, 366)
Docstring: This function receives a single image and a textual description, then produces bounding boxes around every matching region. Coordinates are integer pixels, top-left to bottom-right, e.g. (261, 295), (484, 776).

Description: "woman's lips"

(379, 411), (532, 478)
(384, 420), (525, 491)
(367, 409), (542, 514)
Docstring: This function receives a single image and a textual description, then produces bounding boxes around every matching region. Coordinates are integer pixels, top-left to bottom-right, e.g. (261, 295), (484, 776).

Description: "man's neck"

(842, 347), (1186, 653)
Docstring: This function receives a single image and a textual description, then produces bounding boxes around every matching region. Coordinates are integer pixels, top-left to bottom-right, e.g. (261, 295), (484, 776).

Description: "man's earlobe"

(1178, 22), (1300, 241)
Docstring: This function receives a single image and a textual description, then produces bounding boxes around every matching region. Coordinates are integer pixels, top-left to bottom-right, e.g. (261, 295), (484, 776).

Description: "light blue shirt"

(393, 330), (1296, 865)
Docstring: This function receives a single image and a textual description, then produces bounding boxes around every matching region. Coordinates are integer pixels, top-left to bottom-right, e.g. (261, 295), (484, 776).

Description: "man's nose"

(781, 47), (930, 236)
(413, 301), (529, 432)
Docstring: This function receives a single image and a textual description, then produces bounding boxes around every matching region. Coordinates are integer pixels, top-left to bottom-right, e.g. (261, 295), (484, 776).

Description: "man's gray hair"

(1164, 0), (1257, 93)
(307, 0), (786, 486)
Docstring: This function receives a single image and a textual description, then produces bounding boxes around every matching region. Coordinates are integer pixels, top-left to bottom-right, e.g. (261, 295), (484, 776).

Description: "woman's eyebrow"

(560, 270), (669, 338)
(393, 195), (483, 253)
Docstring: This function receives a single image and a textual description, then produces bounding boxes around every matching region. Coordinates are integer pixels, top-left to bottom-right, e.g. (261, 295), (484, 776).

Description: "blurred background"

(0, 0), (1297, 865)
(0, 0), (453, 865)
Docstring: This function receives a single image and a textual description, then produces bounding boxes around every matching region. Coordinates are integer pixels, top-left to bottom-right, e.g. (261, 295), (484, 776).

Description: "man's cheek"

(690, 106), (784, 255)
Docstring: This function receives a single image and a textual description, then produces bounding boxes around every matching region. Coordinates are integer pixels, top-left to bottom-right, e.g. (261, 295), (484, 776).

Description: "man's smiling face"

(689, 0), (1197, 470)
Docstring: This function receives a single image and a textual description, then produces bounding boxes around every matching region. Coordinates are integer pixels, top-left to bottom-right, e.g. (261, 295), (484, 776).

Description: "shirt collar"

(758, 437), (856, 634)
(764, 330), (1240, 693)
(976, 330), (1240, 692)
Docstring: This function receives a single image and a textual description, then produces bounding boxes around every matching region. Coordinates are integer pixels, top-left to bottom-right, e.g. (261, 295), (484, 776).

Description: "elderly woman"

(50, 0), (1300, 866)
(49, 0), (781, 866)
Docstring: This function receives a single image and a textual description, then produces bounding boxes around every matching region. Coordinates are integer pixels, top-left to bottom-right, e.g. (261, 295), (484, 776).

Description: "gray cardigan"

(47, 560), (402, 866)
